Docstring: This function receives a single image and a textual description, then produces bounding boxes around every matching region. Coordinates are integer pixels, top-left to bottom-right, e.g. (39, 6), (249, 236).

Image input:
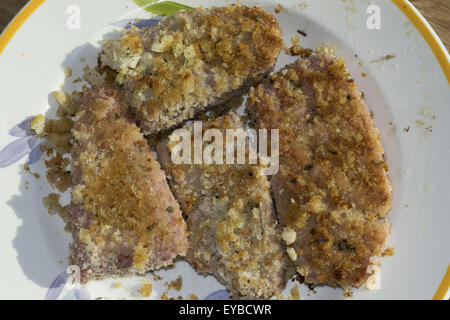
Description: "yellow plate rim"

(0, 0), (448, 300)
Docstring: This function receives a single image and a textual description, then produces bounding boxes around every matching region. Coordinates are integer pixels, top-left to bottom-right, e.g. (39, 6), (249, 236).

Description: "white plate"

(0, 0), (448, 300)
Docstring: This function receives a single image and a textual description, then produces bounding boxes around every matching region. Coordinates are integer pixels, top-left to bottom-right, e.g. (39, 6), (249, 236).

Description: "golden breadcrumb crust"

(156, 113), (290, 299)
(247, 53), (392, 289)
(70, 89), (188, 282)
(101, 5), (282, 135)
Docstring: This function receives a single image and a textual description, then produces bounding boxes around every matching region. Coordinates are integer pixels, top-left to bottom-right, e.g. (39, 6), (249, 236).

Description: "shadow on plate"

(6, 33), (120, 292)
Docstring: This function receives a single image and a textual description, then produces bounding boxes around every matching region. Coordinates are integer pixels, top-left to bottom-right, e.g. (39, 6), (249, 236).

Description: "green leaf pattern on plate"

(132, 0), (193, 16)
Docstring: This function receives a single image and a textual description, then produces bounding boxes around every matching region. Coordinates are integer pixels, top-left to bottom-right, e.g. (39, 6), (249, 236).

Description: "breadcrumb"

(382, 247), (394, 257)
(167, 276), (183, 292)
(290, 285), (300, 300)
(187, 293), (198, 300)
(64, 67), (73, 78)
(138, 281), (153, 298)
(30, 114), (46, 135)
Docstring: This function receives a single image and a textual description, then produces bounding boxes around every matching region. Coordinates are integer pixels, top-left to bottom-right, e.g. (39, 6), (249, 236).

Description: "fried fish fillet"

(246, 53), (392, 289)
(101, 5), (282, 135)
(70, 88), (188, 283)
(156, 113), (289, 299)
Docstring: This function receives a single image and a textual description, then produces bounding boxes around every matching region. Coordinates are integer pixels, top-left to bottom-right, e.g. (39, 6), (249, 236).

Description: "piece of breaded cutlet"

(70, 88), (188, 283)
(156, 113), (290, 299)
(246, 53), (392, 289)
(101, 5), (282, 135)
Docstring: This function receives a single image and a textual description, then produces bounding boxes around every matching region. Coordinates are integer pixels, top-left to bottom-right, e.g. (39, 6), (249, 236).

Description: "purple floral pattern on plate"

(110, 17), (162, 29)
(45, 270), (230, 300)
(0, 118), (45, 168)
(45, 271), (91, 300)
(204, 290), (231, 300)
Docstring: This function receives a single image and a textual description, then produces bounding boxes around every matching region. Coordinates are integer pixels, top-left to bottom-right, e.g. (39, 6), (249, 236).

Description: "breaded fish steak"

(246, 53), (392, 289)
(101, 5), (282, 135)
(70, 89), (188, 283)
(156, 113), (289, 299)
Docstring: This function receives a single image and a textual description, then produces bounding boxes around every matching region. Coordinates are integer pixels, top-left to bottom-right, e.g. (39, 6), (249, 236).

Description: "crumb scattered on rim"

(64, 67), (73, 78)
(289, 285), (300, 300)
(153, 274), (163, 281)
(166, 276), (183, 292)
(274, 4), (283, 13)
(343, 290), (353, 298)
(138, 280), (153, 298)
(382, 247), (394, 257)
(42, 193), (71, 231)
(187, 293), (198, 300)
(30, 114), (46, 135)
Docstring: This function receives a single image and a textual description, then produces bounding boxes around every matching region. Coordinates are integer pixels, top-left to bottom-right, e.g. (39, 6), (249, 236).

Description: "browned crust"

(101, 5), (282, 135)
(246, 53), (392, 289)
(156, 113), (290, 299)
(70, 88), (188, 283)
